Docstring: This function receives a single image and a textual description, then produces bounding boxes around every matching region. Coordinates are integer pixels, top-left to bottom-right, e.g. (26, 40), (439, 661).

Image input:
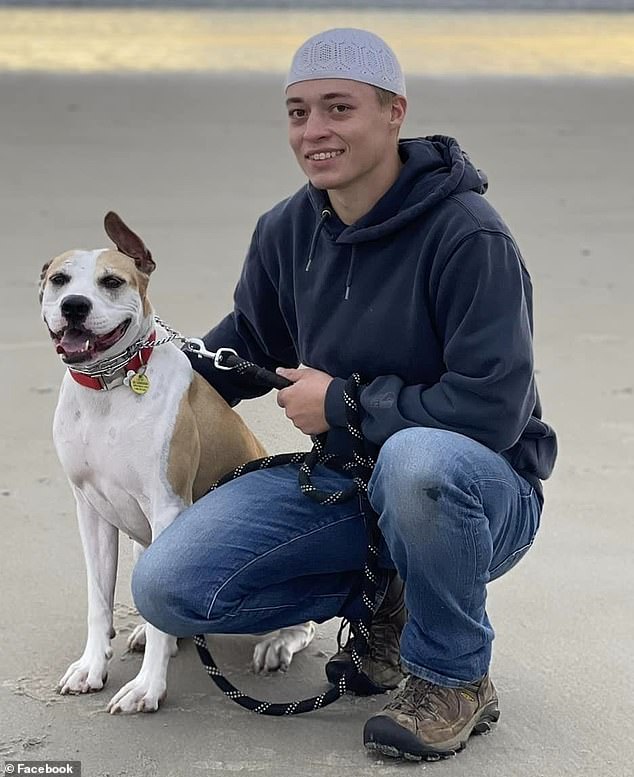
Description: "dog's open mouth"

(50, 319), (132, 364)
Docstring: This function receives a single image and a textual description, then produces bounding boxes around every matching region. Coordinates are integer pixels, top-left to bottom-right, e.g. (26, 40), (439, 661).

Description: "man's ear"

(38, 260), (52, 304)
(390, 96), (407, 131)
(104, 211), (156, 275)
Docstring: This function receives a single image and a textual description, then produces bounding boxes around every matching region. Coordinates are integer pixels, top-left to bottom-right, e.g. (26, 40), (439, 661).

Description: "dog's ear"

(38, 260), (52, 303)
(104, 211), (156, 275)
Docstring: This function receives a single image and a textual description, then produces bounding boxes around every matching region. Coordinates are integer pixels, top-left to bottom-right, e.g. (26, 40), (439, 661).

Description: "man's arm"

(324, 231), (537, 453)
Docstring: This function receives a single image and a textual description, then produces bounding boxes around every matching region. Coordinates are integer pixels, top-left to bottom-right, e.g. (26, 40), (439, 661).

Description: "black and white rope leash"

(190, 370), (383, 716)
(97, 319), (384, 713)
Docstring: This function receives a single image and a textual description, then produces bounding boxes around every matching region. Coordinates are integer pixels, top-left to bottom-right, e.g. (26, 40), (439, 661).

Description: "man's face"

(286, 79), (400, 192)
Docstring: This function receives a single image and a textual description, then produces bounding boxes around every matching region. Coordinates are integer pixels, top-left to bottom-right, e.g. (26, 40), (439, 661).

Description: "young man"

(133, 28), (557, 760)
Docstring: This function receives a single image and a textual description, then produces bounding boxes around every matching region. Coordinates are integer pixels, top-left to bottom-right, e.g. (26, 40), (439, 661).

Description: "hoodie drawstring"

(304, 207), (355, 301)
(305, 208), (331, 272)
(344, 246), (356, 301)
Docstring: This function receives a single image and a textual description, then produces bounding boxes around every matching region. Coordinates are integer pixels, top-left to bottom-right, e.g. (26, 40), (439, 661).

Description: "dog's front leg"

(58, 492), (118, 695)
(106, 506), (180, 714)
(106, 619), (177, 714)
(126, 541), (179, 658)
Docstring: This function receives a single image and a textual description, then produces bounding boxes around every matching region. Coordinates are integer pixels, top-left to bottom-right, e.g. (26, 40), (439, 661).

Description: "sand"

(1, 72), (633, 776)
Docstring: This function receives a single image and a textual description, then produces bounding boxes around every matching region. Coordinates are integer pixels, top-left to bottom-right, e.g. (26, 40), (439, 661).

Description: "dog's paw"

(106, 676), (166, 714)
(57, 653), (111, 695)
(253, 623), (316, 673)
(126, 625), (178, 657)
(252, 636), (294, 673)
(127, 624), (147, 652)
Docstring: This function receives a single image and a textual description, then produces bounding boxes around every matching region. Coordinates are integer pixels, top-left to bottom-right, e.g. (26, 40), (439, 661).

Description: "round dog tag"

(129, 372), (150, 395)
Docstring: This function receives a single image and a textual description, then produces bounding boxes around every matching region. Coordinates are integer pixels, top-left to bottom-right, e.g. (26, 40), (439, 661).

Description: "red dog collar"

(68, 331), (156, 391)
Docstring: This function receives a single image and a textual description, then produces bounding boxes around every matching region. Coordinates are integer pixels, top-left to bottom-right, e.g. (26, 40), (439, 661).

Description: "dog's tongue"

(57, 329), (92, 356)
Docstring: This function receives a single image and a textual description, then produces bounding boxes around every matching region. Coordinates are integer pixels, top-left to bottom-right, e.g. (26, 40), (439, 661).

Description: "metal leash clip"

(184, 338), (239, 371)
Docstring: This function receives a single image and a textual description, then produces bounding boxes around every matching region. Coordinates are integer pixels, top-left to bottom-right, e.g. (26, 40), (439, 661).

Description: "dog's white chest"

(54, 347), (191, 545)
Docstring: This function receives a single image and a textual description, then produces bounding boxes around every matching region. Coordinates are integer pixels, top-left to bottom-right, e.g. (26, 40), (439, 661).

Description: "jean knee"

(130, 546), (159, 619)
(368, 429), (488, 547)
(371, 429), (472, 502)
(131, 544), (181, 634)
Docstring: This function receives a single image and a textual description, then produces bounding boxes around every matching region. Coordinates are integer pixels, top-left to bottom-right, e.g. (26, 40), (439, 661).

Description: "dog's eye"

(100, 275), (125, 290)
(50, 273), (69, 287)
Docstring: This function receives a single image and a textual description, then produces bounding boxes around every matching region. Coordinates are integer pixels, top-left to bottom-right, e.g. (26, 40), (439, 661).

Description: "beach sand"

(1, 71), (633, 776)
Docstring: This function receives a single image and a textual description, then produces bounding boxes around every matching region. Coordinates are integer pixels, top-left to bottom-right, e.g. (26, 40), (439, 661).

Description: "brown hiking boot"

(325, 572), (406, 695)
(363, 673), (500, 761)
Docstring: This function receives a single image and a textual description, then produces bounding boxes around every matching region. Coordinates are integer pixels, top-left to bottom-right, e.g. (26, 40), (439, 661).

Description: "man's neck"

(327, 149), (403, 225)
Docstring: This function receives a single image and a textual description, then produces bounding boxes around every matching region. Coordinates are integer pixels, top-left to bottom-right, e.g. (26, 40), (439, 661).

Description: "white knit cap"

(285, 28), (406, 98)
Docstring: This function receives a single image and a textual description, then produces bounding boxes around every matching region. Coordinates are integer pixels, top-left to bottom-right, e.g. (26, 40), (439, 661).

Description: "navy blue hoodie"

(191, 136), (557, 501)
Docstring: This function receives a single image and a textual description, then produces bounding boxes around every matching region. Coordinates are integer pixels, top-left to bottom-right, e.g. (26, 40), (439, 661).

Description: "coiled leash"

(186, 341), (382, 716)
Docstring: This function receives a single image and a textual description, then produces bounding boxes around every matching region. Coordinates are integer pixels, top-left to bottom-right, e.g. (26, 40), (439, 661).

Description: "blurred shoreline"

(1, 1), (633, 10)
(1, 7), (633, 75)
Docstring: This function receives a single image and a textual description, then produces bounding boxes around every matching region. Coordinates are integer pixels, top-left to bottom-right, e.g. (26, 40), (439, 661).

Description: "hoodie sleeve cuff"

(325, 377), (349, 429)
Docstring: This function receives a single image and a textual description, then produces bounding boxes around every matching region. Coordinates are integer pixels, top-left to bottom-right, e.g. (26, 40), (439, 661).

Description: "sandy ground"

(0, 72), (633, 776)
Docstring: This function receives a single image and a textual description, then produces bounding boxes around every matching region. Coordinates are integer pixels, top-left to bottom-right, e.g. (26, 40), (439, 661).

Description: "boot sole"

(363, 702), (500, 761)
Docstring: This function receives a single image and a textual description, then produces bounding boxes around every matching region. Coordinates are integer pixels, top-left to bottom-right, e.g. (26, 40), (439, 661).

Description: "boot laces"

(386, 677), (457, 722)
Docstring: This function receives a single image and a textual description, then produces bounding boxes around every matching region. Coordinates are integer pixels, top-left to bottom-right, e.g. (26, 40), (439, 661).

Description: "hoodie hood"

(307, 135), (488, 245)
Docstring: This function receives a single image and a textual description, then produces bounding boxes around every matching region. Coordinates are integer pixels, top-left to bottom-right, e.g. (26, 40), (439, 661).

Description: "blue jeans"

(132, 428), (541, 687)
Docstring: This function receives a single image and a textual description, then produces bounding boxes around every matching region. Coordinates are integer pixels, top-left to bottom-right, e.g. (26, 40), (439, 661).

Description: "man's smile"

(305, 149), (345, 162)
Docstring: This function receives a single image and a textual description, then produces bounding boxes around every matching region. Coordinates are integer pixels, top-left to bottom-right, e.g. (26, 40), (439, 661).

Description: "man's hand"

(276, 366), (334, 436)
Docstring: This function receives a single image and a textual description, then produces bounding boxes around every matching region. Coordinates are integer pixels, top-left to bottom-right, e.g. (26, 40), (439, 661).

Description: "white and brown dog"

(40, 212), (315, 714)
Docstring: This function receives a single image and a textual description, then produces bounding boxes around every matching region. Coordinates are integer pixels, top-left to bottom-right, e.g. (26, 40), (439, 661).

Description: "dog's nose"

(61, 294), (92, 323)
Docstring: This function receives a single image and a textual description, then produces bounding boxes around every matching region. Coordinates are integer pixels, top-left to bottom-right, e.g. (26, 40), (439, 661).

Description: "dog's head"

(40, 212), (157, 366)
